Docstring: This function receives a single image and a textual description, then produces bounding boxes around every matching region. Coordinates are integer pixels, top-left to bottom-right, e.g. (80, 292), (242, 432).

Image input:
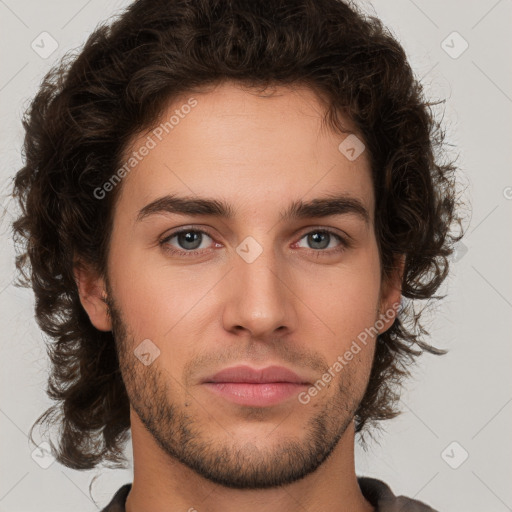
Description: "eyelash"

(159, 227), (350, 258)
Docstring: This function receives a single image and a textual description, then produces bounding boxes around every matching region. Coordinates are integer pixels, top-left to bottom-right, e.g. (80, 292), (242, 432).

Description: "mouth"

(202, 365), (311, 407)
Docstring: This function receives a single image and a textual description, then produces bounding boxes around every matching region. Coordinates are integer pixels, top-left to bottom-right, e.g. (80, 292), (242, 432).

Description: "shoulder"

(100, 479), (439, 512)
(100, 483), (132, 512)
(357, 476), (439, 512)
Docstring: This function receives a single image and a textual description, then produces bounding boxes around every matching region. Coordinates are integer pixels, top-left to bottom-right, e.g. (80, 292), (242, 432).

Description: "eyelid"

(295, 224), (351, 241)
(161, 224), (350, 241)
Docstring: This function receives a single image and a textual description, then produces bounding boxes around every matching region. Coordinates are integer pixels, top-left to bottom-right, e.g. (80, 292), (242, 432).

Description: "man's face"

(100, 82), (398, 489)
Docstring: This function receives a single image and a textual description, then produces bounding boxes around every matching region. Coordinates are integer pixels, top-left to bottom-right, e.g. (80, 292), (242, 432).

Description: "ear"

(73, 259), (112, 332)
(377, 254), (405, 334)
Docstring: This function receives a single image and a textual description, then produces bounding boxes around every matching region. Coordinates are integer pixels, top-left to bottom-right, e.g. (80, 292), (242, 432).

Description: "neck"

(125, 416), (374, 512)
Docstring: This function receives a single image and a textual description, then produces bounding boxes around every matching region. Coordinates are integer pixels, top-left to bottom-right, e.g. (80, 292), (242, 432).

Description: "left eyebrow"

(135, 193), (370, 225)
(280, 195), (370, 225)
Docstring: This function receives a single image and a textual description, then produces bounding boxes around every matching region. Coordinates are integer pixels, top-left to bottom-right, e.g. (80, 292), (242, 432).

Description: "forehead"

(115, 81), (374, 223)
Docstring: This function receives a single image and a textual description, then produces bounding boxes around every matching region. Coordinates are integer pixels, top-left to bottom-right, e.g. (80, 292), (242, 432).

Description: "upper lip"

(203, 365), (311, 384)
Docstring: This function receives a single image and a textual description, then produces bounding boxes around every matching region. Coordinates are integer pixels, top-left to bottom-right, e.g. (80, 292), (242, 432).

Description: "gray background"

(1, 0), (511, 510)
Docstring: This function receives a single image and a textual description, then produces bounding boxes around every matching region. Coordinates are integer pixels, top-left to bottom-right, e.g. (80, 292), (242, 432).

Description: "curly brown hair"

(10, 0), (464, 471)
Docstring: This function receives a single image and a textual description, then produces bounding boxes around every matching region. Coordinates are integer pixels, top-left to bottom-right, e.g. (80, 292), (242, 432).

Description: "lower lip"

(203, 382), (308, 406)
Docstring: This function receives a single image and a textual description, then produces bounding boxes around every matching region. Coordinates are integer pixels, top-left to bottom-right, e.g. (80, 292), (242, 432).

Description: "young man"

(11, 0), (462, 510)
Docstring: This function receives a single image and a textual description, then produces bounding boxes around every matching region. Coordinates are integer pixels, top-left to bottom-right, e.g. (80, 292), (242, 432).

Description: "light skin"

(75, 81), (403, 512)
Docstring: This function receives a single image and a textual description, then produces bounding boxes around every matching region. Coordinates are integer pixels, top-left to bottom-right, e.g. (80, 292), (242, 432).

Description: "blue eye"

(160, 229), (215, 255)
(159, 227), (349, 258)
(296, 230), (344, 251)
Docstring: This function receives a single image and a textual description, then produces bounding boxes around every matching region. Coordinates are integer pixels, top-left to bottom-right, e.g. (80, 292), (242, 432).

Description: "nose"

(221, 242), (298, 339)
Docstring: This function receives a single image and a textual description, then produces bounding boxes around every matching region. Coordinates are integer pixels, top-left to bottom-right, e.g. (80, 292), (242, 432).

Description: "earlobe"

(73, 260), (112, 332)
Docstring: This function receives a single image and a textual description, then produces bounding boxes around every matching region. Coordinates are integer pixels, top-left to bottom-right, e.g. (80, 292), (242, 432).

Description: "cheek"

(107, 243), (223, 381)
(112, 272), (198, 342)
(107, 240), (190, 341)
(308, 245), (381, 348)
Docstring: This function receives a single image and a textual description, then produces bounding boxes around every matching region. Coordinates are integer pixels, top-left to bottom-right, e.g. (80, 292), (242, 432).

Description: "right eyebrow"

(136, 195), (235, 223)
